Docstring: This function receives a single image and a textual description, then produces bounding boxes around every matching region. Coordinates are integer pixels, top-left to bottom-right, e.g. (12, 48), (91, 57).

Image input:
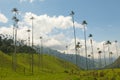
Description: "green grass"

(1, 51), (120, 80)
(0, 51), (79, 80)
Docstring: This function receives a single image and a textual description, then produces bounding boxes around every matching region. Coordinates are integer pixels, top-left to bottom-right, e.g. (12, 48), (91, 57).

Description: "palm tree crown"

(115, 40), (117, 43)
(106, 40), (111, 45)
(82, 20), (87, 25)
(70, 11), (75, 16)
(27, 29), (31, 32)
(30, 16), (35, 20)
(88, 54), (91, 57)
(88, 34), (92, 38)
(76, 42), (82, 49)
(12, 8), (18, 15)
(98, 51), (102, 54)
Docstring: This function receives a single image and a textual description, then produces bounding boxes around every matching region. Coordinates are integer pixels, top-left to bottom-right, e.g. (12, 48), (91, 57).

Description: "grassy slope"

(1, 51), (120, 80)
(0, 51), (79, 80)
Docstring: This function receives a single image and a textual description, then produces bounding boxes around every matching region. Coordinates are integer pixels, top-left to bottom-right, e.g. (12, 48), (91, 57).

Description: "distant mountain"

(35, 46), (96, 70)
(105, 56), (120, 68)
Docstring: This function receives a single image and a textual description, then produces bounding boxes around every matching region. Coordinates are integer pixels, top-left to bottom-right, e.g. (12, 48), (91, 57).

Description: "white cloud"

(20, 0), (34, 3)
(0, 12), (119, 60)
(0, 13), (8, 23)
(43, 33), (67, 50)
(0, 25), (119, 59)
(19, 0), (44, 3)
(62, 38), (120, 60)
(0, 26), (12, 35)
(0, 25), (28, 40)
(22, 12), (83, 51)
(23, 12), (83, 34)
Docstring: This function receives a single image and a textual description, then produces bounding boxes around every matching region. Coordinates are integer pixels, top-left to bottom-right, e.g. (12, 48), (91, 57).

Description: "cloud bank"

(0, 12), (119, 59)
(0, 13), (8, 23)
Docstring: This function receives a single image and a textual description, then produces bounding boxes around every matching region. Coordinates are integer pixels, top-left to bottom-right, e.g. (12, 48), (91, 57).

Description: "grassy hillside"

(0, 51), (80, 80)
(1, 51), (120, 80)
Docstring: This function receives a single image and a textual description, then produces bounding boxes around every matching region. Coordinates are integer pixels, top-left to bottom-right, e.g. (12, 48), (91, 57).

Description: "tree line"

(0, 34), (36, 54)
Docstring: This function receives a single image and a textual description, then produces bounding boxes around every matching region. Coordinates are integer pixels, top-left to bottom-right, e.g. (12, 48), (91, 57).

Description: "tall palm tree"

(26, 29), (31, 71)
(65, 45), (69, 69)
(30, 16), (35, 74)
(11, 8), (19, 71)
(66, 45), (68, 55)
(40, 36), (43, 70)
(103, 43), (106, 67)
(76, 42), (82, 66)
(88, 34), (94, 69)
(115, 40), (119, 67)
(82, 20), (88, 70)
(70, 11), (77, 66)
(27, 29), (31, 46)
(109, 52), (113, 64)
(106, 40), (111, 65)
(98, 50), (102, 69)
(88, 54), (91, 69)
(115, 40), (118, 57)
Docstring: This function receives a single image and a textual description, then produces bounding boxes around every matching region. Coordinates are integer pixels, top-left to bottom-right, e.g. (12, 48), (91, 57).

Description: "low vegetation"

(1, 51), (120, 80)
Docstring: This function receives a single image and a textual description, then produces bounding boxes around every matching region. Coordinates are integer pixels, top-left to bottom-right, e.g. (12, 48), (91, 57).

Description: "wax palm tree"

(77, 42), (82, 66)
(115, 40), (119, 67)
(106, 40), (111, 65)
(70, 11), (77, 66)
(98, 50), (102, 68)
(12, 8), (18, 44)
(88, 54), (91, 69)
(27, 29), (31, 46)
(14, 17), (19, 71)
(26, 29), (31, 71)
(103, 43), (106, 67)
(66, 45), (68, 55)
(40, 36), (43, 70)
(11, 8), (19, 71)
(65, 45), (69, 69)
(76, 42), (82, 66)
(30, 16), (35, 74)
(82, 20), (88, 70)
(109, 52), (113, 64)
(115, 40), (118, 57)
(88, 34), (94, 69)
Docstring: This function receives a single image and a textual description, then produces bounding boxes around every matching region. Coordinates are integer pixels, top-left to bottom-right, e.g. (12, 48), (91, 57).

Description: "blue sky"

(0, 0), (120, 58)
(0, 0), (120, 42)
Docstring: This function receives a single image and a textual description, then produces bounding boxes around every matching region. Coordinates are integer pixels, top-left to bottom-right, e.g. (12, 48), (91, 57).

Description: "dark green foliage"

(93, 77), (97, 80)
(0, 34), (36, 54)
(111, 77), (116, 80)
(17, 45), (36, 53)
(99, 72), (105, 77)
(0, 36), (14, 53)
(64, 70), (69, 73)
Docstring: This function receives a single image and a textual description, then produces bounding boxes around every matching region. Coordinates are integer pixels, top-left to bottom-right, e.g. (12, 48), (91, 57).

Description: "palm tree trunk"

(90, 39), (94, 69)
(83, 27), (88, 70)
(107, 45), (110, 65)
(12, 27), (17, 71)
(100, 53), (102, 68)
(40, 37), (43, 70)
(115, 43), (119, 68)
(103, 44), (106, 67)
(72, 18), (77, 66)
(31, 18), (34, 74)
